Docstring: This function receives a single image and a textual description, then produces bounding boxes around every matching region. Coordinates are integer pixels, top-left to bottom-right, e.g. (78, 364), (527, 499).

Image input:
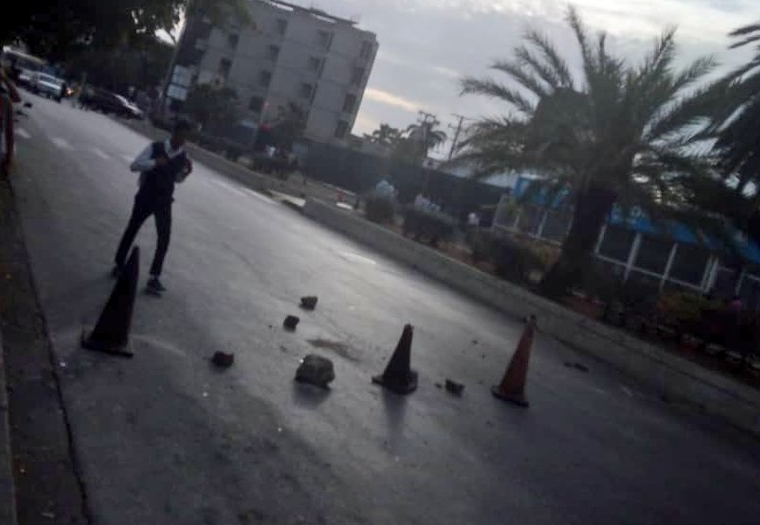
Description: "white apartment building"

(173, 0), (378, 143)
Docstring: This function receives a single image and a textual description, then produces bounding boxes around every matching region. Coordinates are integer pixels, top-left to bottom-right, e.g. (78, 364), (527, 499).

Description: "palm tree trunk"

(540, 184), (617, 298)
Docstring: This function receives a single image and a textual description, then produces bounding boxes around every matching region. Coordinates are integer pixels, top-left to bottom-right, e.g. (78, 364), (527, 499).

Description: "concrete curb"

(0, 332), (18, 525)
(303, 197), (760, 437)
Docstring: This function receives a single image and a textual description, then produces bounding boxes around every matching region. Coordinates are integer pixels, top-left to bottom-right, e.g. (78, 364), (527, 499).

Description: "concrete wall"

(303, 198), (760, 437)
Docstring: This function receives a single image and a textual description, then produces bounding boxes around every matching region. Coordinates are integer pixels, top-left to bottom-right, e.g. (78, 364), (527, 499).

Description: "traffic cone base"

(80, 246), (139, 358)
(491, 385), (529, 407)
(81, 327), (134, 358)
(372, 369), (418, 395)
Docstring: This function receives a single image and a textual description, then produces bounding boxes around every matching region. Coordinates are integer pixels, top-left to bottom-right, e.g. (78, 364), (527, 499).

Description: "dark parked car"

(81, 87), (144, 119)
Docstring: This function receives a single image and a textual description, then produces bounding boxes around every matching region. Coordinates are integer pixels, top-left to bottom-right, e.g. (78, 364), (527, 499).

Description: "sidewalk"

(0, 333), (17, 525)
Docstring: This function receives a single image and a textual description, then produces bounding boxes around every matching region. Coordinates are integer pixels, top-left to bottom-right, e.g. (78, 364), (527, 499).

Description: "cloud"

(363, 88), (420, 113)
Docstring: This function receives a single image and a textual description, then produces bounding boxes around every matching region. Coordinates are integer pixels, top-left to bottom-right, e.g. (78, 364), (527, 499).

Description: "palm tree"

(392, 120), (447, 164)
(701, 22), (760, 242)
(365, 124), (402, 147)
(460, 7), (720, 296)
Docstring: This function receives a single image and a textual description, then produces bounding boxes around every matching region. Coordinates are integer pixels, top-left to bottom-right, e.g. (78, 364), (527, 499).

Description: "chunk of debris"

(211, 351), (234, 368)
(300, 296), (318, 310)
(564, 361), (589, 373)
(295, 355), (335, 388)
(445, 379), (464, 396)
(283, 315), (300, 330)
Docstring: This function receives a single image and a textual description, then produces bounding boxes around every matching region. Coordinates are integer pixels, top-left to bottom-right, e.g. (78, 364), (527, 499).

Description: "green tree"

(393, 120), (447, 164)
(460, 8), (720, 296)
(365, 123), (402, 147)
(0, 0), (250, 60)
(184, 84), (238, 127)
(270, 102), (307, 150)
(698, 22), (760, 245)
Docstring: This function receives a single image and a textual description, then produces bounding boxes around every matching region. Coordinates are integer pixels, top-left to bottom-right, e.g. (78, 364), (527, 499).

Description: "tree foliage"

(460, 7), (721, 296)
(184, 84), (238, 127)
(270, 102), (307, 150)
(0, 0), (251, 61)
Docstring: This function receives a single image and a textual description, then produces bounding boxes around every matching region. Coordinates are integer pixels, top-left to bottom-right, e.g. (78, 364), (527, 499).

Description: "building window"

(276, 18), (288, 36)
(219, 58), (232, 79)
(300, 83), (314, 99)
(259, 70), (272, 87)
(268, 45), (280, 61)
(634, 235), (672, 275)
(317, 30), (333, 50)
(350, 66), (365, 87)
(359, 40), (373, 59)
(669, 244), (710, 285)
(598, 226), (635, 263)
(342, 94), (357, 113)
(335, 120), (349, 139)
(228, 33), (239, 49)
(248, 96), (264, 113)
(541, 210), (571, 242)
(517, 205), (542, 235)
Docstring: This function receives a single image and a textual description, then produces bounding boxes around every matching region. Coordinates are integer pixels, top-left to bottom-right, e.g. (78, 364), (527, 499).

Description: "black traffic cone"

(372, 324), (418, 394)
(81, 247), (139, 358)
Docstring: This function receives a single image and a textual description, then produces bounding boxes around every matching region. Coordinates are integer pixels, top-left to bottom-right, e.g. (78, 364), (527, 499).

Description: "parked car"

(31, 72), (65, 101)
(81, 87), (143, 119)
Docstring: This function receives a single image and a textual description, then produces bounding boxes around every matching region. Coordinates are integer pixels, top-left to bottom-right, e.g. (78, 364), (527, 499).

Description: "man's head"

(170, 120), (193, 149)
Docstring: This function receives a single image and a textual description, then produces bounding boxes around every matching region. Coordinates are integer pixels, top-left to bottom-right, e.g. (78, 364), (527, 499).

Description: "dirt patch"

(307, 339), (359, 362)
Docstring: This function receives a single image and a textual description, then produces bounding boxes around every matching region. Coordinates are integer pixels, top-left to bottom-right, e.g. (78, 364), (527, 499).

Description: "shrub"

(364, 194), (395, 224)
(402, 207), (456, 246)
(467, 230), (551, 284)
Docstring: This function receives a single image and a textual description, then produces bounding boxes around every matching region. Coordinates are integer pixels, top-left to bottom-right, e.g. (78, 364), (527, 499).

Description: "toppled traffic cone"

(211, 351), (235, 368)
(283, 315), (300, 330)
(492, 315), (537, 407)
(300, 296), (318, 310)
(82, 247), (139, 358)
(372, 324), (418, 394)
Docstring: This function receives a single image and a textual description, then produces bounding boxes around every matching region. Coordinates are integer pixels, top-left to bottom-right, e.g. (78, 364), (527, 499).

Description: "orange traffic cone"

(492, 315), (537, 407)
(372, 324), (418, 394)
(81, 247), (139, 358)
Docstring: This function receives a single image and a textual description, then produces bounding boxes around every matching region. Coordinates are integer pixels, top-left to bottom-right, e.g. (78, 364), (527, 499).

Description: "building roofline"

(264, 0), (359, 27)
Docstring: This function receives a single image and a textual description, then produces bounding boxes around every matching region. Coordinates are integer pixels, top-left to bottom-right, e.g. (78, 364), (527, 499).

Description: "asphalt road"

(8, 95), (760, 525)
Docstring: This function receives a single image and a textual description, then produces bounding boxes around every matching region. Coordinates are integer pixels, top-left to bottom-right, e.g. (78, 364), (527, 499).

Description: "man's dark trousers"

(115, 192), (171, 276)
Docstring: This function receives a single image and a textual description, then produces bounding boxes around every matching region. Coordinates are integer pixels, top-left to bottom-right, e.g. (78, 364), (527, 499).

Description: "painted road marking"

(91, 148), (110, 160)
(120, 154), (133, 164)
(15, 128), (32, 139)
(51, 137), (73, 150)
(244, 188), (276, 204)
(339, 251), (377, 266)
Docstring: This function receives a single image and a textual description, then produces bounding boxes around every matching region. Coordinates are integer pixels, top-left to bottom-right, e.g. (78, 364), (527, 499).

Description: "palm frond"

(523, 30), (574, 88)
(491, 59), (550, 98)
(459, 77), (535, 115)
(515, 45), (562, 90)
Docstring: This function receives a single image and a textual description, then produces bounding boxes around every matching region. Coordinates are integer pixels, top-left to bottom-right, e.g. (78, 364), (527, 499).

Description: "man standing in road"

(113, 120), (193, 294)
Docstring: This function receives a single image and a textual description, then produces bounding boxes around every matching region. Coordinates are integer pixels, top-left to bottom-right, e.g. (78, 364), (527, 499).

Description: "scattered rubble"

(211, 351), (235, 368)
(283, 315), (300, 330)
(300, 296), (318, 310)
(295, 354), (335, 388)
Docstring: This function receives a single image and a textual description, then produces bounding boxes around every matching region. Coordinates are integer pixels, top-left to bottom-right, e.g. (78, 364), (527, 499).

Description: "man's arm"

(129, 144), (157, 172)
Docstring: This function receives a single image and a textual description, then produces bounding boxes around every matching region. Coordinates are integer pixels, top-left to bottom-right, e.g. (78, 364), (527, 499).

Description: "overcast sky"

(294, 0), (756, 154)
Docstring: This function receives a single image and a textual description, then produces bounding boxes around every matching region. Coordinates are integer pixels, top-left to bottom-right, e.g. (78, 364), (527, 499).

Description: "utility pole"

(447, 114), (469, 160)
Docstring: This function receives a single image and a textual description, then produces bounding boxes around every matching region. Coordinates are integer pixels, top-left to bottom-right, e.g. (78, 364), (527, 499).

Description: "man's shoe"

(146, 277), (166, 294)
(111, 264), (123, 278)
